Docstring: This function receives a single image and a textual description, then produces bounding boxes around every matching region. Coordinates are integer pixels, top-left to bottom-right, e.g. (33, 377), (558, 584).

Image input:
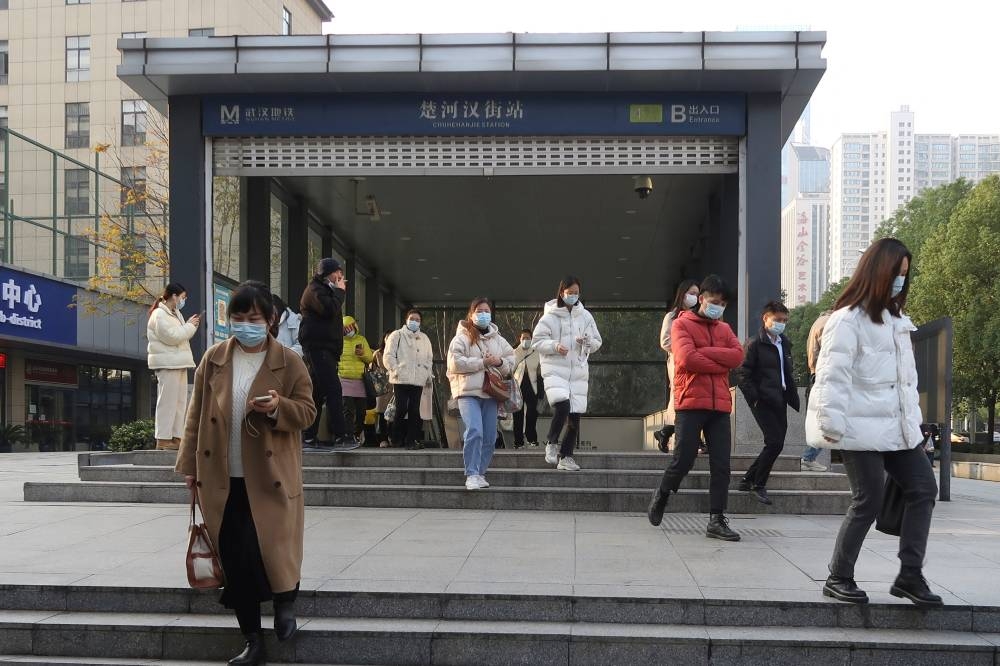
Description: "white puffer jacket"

(532, 299), (602, 413)
(275, 310), (303, 357)
(146, 303), (196, 370)
(805, 306), (923, 451)
(447, 322), (515, 399)
(384, 326), (434, 387)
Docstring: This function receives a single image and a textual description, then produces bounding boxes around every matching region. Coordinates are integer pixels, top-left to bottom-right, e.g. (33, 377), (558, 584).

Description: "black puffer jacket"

(736, 328), (800, 412)
(298, 277), (346, 353)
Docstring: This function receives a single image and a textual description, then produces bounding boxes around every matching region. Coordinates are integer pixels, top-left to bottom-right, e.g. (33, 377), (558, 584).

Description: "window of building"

(66, 36), (90, 82)
(74, 366), (137, 450)
(0, 0), (7, 9)
(0, 105), (7, 129)
(282, 7), (292, 35)
(66, 0), (91, 4)
(65, 102), (89, 149)
(188, 28), (215, 37)
(122, 31), (147, 39)
(121, 100), (147, 146)
(120, 232), (147, 280)
(120, 166), (146, 214)
(0, 41), (8, 85)
(64, 234), (90, 279)
(65, 169), (90, 216)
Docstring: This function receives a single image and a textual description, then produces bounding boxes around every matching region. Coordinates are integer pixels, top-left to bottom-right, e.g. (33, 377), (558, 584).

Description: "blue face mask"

(231, 322), (268, 347)
(703, 303), (725, 320)
(473, 312), (492, 328)
(768, 322), (786, 336)
(891, 275), (906, 298)
(563, 294), (579, 306)
(178, 297), (187, 311)
(406, 320), (420, 333)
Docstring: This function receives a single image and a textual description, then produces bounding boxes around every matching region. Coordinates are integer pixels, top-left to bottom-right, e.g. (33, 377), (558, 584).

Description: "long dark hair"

(229, 280), (276, 324)
(835, 237), (912, 323)
(556, 275), (582, 308)
(670, 279), (699, 314)
(460, 297), (493, 346)
(149, 282), (185, 316)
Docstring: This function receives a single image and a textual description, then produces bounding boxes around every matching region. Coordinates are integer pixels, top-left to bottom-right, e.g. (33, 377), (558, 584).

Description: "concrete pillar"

(244, 177), (272, 285)
(287, 197), (309, 308)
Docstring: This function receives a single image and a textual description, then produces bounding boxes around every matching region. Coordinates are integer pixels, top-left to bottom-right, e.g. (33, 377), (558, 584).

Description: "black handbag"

(875, 476), (905, 536)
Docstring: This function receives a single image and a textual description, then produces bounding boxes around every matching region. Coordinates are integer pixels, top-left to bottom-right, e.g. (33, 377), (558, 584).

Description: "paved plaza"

(2, 453), (1000, 608)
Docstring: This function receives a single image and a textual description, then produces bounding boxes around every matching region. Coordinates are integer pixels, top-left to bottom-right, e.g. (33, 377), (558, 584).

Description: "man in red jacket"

(647, 274), (745, 541)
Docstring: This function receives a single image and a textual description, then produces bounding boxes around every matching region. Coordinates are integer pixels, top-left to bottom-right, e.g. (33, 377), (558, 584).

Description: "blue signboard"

(213, 282), (232, 345)
(0, 267), (78, 346)
(202, 93), (746, 137)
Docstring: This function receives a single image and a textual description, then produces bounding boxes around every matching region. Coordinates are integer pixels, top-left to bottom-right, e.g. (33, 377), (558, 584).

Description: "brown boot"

(155, 439), (179, 450)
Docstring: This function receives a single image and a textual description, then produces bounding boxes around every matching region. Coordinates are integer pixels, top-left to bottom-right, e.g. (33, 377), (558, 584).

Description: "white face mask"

(683, 293), (698, 309)
(521, 339), (531, 349)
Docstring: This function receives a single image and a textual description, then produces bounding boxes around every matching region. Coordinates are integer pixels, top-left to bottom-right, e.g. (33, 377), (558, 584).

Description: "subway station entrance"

(118, 31), (827, 449)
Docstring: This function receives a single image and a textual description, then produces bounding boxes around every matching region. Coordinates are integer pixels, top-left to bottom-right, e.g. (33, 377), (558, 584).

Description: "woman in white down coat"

(806, 238), (941, 609)
(532, 276), (602, 471)
(447, 298), (515, 490)
(147, 282), (201, 451)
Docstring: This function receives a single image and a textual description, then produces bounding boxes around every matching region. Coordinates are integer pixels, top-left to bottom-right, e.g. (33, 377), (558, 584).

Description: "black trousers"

(512, 377), (539, 445)
(658, 410), (732, 515)
(830, 447), (937, 578)
(392, 384), (424, 446)
(547, 400), (580, 458)
(218, 478), (298, 635)
(743, 402), (789, 488)
(343, 396), (367, 438)
(303, 347), (347, 441)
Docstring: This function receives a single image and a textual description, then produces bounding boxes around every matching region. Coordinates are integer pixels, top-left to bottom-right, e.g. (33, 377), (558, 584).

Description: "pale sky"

(322, 0), (1000, 149)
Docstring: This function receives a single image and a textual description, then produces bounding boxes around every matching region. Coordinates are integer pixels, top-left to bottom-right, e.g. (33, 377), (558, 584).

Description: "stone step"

(0, 611), (995, 665)
(81, 450), (806, 472)
(24, 480), (851, 513)
(0, 659), (336, 666)
(2, 585), (993, 632)
(78, 465), (850, 491)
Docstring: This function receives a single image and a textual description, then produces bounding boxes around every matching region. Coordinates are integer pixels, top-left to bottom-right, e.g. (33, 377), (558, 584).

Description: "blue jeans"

(802, 446), (822, 462)
(459, 396), (499, 477)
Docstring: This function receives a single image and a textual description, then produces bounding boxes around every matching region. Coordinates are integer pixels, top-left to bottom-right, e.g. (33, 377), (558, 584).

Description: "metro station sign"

(0, 267), (78, 346)
(203, 93), (746, 137)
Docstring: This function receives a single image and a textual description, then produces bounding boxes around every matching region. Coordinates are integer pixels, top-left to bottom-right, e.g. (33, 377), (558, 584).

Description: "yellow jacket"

(339, 316), (374, 379)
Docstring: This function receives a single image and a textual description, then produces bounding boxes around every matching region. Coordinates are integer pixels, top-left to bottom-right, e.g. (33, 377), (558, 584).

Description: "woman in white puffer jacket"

(447, 298), (515, 490)
(806, 238), (940, 609)
(147, 283), (200, 450)
(532, 276), (602, 471)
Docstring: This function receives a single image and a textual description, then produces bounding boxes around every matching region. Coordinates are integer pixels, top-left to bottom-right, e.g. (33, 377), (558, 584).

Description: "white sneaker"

(477, 475), (490, 488)
(557, 456), (581, 471)
(465, 476), (486, 490)
(801, 460), (828, 472)
(544, 443), (559, 465)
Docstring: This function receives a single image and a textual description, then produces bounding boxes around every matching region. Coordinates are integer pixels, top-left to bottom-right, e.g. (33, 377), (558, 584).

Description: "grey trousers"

(829, 446), (938, 578)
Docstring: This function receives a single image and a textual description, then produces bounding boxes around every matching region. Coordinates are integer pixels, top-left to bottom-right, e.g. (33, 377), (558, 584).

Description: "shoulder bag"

(186, 487), (225, 589)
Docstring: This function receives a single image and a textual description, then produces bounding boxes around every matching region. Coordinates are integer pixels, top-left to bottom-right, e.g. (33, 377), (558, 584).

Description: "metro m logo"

(220, 105), (240, 125)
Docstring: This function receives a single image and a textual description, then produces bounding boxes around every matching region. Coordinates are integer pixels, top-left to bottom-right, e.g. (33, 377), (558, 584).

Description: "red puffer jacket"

(670, 310), (745, 413)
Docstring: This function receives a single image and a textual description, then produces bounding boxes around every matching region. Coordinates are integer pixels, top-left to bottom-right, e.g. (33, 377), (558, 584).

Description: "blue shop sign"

(0, 267), (78, 346)
(203, 93), (746, 137)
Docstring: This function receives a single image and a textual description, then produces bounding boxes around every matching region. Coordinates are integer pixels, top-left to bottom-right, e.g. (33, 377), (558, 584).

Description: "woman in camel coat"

(176, 281), (316, 666)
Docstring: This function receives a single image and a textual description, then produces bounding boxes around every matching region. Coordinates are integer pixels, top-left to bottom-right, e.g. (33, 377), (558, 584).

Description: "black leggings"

(546, 400), (580, 458)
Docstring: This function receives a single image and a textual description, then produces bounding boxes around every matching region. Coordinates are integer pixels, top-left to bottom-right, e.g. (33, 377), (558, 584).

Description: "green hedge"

(109, 420), (156, 453)
(951, 442), (1000, 456)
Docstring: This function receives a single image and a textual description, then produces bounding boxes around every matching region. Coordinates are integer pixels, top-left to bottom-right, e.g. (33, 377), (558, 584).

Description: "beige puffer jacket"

(146, 302), (197, 370)
(446, 321), (515, 399)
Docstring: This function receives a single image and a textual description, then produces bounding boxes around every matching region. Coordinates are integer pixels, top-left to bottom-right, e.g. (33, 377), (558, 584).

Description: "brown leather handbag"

(186, 487), (225, 589)
(482, 366), (511, 402)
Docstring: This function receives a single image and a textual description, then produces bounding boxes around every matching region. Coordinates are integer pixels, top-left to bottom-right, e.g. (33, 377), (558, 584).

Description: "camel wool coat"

(176, 337), (316, 594)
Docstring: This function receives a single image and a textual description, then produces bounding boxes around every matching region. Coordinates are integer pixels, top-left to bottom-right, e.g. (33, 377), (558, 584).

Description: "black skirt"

(218, 477), (278, 610)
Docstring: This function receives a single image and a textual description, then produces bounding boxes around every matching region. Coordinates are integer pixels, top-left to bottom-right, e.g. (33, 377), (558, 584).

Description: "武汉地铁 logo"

(220, 105), (240, 125)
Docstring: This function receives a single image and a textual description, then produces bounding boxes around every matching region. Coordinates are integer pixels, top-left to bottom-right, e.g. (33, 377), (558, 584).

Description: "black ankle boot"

(706, 514), (740, 541)
(653, 426), (675, 453)
(823, 575), (869, 604)
(274, 600), (297, 642)
(647, 488), (669, 526)
(891, 567), (943, 608)
(228, 633), (266, 665)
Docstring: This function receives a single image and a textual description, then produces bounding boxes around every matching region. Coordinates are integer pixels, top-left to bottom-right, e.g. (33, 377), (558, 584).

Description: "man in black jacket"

(736, 301), (801, 505)
(300, 257), (358, 450)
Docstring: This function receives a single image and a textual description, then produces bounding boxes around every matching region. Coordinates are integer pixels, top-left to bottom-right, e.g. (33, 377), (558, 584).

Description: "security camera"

(634, 176), (653, 199)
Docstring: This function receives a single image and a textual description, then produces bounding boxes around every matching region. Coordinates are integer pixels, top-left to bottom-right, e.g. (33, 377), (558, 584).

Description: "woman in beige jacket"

(146, 283), (200, 450)
(176, 281), (316, 666)
(446, 298), (515, 490)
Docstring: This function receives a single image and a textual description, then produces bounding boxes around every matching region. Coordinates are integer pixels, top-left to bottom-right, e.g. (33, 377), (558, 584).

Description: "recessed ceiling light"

(615, 276), (624, 280)
(620, 235), (632, 240)
(400, 236), (412, 241)
(416, 258), (427, 262)
(618, 257), (628, 262)
(444, 292), (453, 297)
(612, 292), (621, 297)
(382, 211), (393, 216)
(431, 276), (440, 280)
(625, 210), (638, 215)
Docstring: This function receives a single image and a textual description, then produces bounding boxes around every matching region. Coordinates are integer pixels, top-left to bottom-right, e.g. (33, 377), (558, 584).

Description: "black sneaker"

(647, 488), (669, 526)
(823, 575), (869, 604)
(752, 488), (773, 506)
(890, 570), (943, 608)
(405, 441), (425, 451)
(736, 479), (752, 492)
(706, 514), (741, 541)
(513, 441), (525, 449)
(332, 435), (361, 451)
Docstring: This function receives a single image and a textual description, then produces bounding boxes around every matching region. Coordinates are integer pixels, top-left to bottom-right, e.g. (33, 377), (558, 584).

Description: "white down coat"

(532, 300), (603, 413)
(146, 302), (197, 370)
(446, 322), (515, 399)
(384, 326), (434, 387)
(805, 306), (923, 452)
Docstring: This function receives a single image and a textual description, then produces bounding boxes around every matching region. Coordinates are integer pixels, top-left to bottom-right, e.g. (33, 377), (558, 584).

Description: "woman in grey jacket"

(447, 298), (515, 490)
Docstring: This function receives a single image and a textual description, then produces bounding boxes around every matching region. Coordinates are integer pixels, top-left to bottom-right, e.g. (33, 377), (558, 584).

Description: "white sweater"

(229, 347), (266, 478)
